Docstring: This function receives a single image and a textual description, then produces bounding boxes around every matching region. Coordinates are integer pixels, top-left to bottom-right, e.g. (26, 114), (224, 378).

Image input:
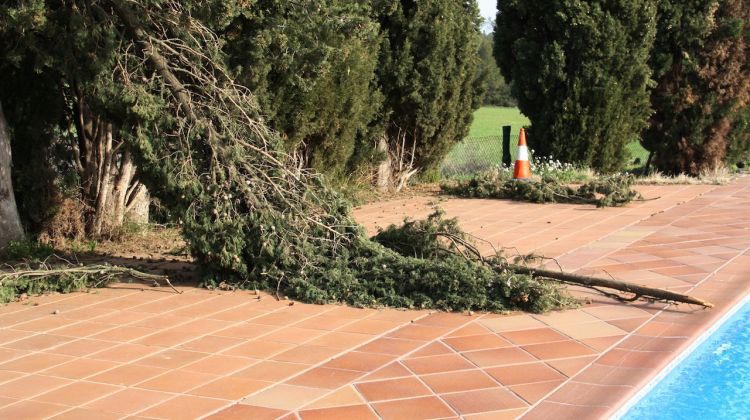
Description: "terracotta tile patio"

(1, 178), (750, 418)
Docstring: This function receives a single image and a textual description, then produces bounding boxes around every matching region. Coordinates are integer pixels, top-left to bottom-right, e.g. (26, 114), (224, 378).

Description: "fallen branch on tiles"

(0, 262), (181, 303)
(502, 265), (714, 309)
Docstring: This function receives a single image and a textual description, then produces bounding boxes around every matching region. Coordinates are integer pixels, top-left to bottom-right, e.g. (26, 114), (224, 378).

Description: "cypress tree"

(373, 0), (485, 185)
(643, 0), (750, 175)
(495, 0), (657, 172)
(219, 1), (382, 182)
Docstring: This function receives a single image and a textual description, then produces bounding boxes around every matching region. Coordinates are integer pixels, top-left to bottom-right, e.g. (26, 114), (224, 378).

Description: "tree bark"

(506, 264), (714, 308)
(376, 135), (392, 193)
(71, 91), (148, 237)
(0, 99), (25, 248)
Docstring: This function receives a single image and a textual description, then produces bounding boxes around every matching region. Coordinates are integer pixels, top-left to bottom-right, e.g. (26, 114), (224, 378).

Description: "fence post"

(502, 125), (512, 167)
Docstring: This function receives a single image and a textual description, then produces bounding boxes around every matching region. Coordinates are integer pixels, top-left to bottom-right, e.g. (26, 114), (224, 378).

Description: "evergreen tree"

(495, 0), (656, 172)
(643, 0), (750, 175)
(219, 1), (382, 182)
(373, 0), (484, 186)
(479, 34), (515, 107)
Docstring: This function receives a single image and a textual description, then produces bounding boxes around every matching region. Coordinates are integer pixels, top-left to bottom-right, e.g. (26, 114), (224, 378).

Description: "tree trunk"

(0, 99), (25, 248)
(376, 135), (392, 193)
(71, 90), (148, 237)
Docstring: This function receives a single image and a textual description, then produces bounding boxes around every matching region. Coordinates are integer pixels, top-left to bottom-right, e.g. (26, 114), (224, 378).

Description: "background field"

(442, 107), (650, 178)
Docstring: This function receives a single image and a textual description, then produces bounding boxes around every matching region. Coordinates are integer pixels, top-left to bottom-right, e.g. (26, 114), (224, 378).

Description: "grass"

(469, 107), (530, 137)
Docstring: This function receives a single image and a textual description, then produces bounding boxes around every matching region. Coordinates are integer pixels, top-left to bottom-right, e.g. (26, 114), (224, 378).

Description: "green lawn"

(441, 107), (651, 177)
(468, 106), (530, 137)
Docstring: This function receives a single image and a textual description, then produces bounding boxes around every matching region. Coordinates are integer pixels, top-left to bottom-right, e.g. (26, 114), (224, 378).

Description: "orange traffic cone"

(513, 128), (531, 179)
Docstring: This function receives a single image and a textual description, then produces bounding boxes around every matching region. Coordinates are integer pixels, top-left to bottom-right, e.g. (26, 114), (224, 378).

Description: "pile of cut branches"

(442, 172), (642, 207)
(0, 260), (174, 304)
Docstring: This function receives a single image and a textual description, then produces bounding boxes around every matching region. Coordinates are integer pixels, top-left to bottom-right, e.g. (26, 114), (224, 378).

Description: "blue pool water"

(623, 300), (750, 419)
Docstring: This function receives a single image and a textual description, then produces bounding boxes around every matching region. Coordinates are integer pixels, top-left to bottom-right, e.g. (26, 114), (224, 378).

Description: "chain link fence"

(441, 134), (519, 179)
(441, 132), (652, 179)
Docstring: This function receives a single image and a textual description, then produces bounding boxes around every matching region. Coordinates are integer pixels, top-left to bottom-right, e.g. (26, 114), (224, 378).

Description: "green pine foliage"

(442, 172), (641, 208)
(494, 0), (657, 172)
(643, 0), (750, 175)
(478, 34), (516, 107)
(219, 1), (382, 182)
(374, 0), (485, 180)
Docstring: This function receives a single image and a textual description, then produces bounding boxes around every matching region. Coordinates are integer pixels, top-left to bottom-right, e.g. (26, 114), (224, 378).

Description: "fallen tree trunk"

(505, 264), (714, 308)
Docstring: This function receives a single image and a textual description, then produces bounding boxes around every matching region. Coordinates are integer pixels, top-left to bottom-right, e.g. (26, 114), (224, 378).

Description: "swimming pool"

(619, 297), (750, 419)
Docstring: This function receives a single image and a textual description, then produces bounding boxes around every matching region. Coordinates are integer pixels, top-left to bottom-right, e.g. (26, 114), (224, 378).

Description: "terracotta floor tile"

(47, 339), (116, 357)
(325, 351), (394, 372)
(575, 364), (651, 386)
(214, 323), (279, 340)
(546, 356), (596, 377)
(533, 310), (601, 326)
(500, 327), (570, 345)
(261, 327), (327, 345)
(402, 353), (474, 375)
(486, 362), (565, 386)
(355, 377), (431, 401)
(190, 376), (271, 400)
(288, 367), (363, 389)
(0, 374), (72, 399)
(88, 343), (160, 363)
(597, 348), (671, 369)
(12, 316), (73, 332)
(4, 334), (74, 351)
(410, 341), (453, 358)
(521, 340), (596, 360)
(420, 370), (498, 394)
(372, 396), (455, 420)
(135, 349), (206, 369)
(387, 324), (449, 341)
(85, 388), (173, 415)
(299, 404), (379, 420)
(241, 384), (328, 410)
(206, 403), (287, 420)
(340, 319), (403, 335)
(88, 364), (167, 386)
(441, 387), (527, 415)
(41, 358), (115, 380)
(509, 380), (564, 404)
(462, 347), (537, 368)
(0, 371), (24, 385)
(607, 317), (650, 332)
(307, 331), (372, 349)
(232, 360), (309, 382)
(356, 337), (423, 356)
(304, 385), (364, 409)
(137, 395), (230, 418)
(524, 401), (609, 420)
(416, 312), (474, 328)
(546, 381), (632, 408)
(0, 328), (32, 345)
(479, 315), (546, 332)
(251, 311), (311, 326)
(178, 335), (246, 353)
(553, 321), (627, 340)
(53, 321), (114, 338)
(445, 323), (492, 338)
(182, 354), (258, 376)
(90, 325), (156, 342)
(359, 362), (413, 381)
(223, 339), (295, 359)
(0, 352), (74, 373)
(294, 315), (358, 331)
(581, 305), (652, 321)
(581, 335), (624, 352)
(49, 407), (122, 420)
(33, 381), (122, 406)
(442, 334), (511, 352)
(272, 345), (341, 364)
(464, 408), (528, 420)
(0, 400), (70, 418)
(136, 369), (219, 393)
(207, 306), (264, 323)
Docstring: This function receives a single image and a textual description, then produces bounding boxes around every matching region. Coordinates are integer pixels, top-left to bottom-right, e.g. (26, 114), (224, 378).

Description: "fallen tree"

(1, 1), (710, 313)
